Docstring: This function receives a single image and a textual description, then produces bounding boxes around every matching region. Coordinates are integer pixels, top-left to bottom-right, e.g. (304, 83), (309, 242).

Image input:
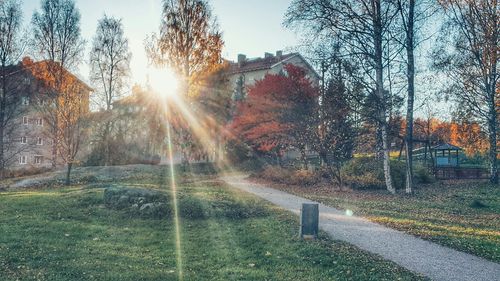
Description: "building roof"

(226, 52), (320, 79)
(227, 53), (296, 74)
(432, 143), (462, 151)
(19, 57), (93, 92)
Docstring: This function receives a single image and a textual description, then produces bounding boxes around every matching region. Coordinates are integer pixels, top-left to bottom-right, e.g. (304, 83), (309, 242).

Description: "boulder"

(139, 202), (170, 218)
(116, 195), (130, 209)
(103, 186), (170, 218)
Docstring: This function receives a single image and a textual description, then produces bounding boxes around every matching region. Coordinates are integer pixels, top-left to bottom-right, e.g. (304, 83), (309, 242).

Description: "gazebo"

(432, 143), (462, 167)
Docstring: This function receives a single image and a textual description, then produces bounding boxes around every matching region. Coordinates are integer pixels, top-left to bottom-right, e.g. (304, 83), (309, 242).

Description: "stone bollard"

(300, 203), (319, 240)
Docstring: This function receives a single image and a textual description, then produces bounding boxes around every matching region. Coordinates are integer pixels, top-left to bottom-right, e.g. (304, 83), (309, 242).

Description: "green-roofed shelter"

(432, 143), (462, 167)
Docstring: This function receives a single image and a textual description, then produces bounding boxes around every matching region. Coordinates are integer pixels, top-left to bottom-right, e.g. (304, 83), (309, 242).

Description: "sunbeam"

(166, 116), (183, 281)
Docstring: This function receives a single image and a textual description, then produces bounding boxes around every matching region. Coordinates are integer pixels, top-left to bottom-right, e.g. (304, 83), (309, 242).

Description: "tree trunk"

(375, 127), (384, 160)
(300, 147), (308, 170)
(104, 120), (111, 166)
(0, 110), (4, 179)
(404, 0), (415, 194)
(65, 162), (73, 186)
(381, 123), (395, 193)
(334, 162), (342, 186)
(405, 141), (413, 192)
(52, 130), (58, 169)
(0, 68), (6, 179)
(488, 105), (498, 184)
(373, 0), (395, 193)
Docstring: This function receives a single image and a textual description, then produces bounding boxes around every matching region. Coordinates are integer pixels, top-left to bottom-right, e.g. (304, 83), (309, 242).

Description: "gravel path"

(221, 175), (500, 281)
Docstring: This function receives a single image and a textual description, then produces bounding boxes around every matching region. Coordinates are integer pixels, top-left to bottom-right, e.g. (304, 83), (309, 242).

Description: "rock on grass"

(104, 186), (171, 218)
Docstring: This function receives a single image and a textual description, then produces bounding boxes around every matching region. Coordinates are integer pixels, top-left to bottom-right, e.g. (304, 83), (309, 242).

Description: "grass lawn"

(0, 166), (426, 281)
(263, 179), (500, 263)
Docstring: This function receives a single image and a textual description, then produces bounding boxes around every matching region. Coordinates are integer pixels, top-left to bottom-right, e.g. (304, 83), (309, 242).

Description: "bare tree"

(31, 0), (85, 168)
(90, 15), (130, 110)
(0, 0), (27, 177)
(49, 72), (89, 185)
(434, 0), (498, 184)
(89, 15), (131, 166)
(285, 0), (400, 193)
(31, 0), (87, 184)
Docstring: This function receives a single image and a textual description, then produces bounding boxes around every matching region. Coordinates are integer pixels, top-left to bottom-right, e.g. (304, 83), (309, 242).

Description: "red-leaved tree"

(231, 64), (319, 166)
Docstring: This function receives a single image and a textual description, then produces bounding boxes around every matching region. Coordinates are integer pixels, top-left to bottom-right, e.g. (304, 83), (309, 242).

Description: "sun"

(147, 65), (179, 98)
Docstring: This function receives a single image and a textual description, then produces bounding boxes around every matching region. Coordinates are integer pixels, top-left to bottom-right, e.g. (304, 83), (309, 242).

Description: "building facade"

(3, 58), (91, 171)
(226, 51), (320, 101)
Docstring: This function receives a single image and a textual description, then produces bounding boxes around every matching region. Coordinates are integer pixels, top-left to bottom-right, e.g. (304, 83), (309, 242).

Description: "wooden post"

(300, 203), (319, 240)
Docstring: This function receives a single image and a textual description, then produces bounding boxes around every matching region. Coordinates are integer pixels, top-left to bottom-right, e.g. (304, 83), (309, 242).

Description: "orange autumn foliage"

(230, 64), (318, 153)
(410, 117), (489, 156)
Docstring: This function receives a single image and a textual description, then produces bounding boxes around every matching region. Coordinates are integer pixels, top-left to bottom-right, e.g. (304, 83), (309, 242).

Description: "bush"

(460, 153), (488, 167)
(78, 175), (99, 184)
(341, 157), (406, 190)
(4, 167), (52, 179)
(470, 199), (488, 209)
(257, 158), (435, 190)
(414, 165), (435, 184)
(390, 160), (406, 189)
(259, 166), (293, 184)
(212, 199), (269, 219)
(237, 158), (266, 172)
(290, 169), (320, 186)
(186, 163), (219, 175)
(85, 142), (162, 166)
(179, 196), (206, 219)
(138, 202), (171, 219)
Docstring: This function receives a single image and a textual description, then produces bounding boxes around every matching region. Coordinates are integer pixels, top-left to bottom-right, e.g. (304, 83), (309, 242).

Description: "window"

(37, 137), (43, 145)
(21, 136), (27, 144)
(19, 155), (27, 165)
(34, 156), (43, 164)
(22, 97), (30, 106)
(36, 118), (43, 126)
(23, 116), (28, 125)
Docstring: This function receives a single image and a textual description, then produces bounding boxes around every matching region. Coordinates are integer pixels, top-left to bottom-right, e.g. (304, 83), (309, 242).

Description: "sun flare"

(147, 66), (179, 98)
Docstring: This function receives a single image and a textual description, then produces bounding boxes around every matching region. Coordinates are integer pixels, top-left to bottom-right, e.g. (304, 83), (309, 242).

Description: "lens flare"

(148, 66), (179, 98)
(166, 118), (183, 281)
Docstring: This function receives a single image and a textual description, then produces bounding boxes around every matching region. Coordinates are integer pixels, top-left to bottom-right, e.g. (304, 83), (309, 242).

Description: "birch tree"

(31, 0), (85, 168)
(434, 0), (499, 184)
(395, 0), (437, 193)
(286, 0), (399, 193)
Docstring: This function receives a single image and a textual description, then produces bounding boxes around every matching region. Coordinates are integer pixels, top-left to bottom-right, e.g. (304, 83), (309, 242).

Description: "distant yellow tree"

(146, 0), (223, 98)
(146, 0), (224, 165)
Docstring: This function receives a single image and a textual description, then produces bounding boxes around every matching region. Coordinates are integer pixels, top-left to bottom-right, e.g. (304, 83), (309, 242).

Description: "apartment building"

(225, 51), (320, 101)
(2, 57), (91, 171)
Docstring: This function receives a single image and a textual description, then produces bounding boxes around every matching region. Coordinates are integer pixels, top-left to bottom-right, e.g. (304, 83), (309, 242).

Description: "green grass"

(268, 180), (500, 263)
(0, 166), (426, 280)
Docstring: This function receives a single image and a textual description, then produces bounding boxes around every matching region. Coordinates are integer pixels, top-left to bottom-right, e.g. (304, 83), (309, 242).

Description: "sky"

(21, 0), (300, 86)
